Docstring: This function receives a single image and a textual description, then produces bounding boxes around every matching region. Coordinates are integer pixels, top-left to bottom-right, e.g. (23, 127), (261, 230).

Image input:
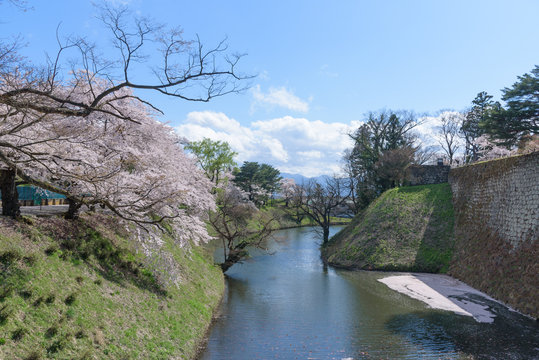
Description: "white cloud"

(251, 85), (310, 113)
(297, 150), (322, 159)
(261, 137), (289, 162)
(176, 111), (360, 177)
(175, 110), (468, 176)
(415, 110), (464, 150)
(415, 115), (443, 148)
(174, 111), (258, 160)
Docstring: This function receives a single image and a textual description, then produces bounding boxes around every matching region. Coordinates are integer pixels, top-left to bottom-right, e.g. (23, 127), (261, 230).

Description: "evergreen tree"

(481, 65), (539, 147)
(463, 92), (492, 162)
(232, 162), (281, 206)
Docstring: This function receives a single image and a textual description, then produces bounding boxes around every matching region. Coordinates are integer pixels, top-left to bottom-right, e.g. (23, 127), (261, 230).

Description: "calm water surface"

(200, 227), (539, 360)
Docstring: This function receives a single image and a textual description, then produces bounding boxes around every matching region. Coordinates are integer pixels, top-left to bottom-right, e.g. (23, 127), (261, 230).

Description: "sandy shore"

(378, 273), (510, 323)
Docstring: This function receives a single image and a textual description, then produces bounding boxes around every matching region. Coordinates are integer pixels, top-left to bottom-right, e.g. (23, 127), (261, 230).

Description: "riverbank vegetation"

(206, 183), (351, 272)
(0, 213), (223, 360)
(0, 2), (537, 358)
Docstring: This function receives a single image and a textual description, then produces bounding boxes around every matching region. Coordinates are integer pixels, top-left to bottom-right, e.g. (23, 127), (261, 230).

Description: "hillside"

(321, 183), (455, 272)
(0, 214), (223, 360)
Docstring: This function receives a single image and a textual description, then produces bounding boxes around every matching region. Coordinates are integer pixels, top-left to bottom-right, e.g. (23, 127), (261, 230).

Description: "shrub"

(0, 250), (21, 265)
(0, 285), (13, 301)
(19, 289), (33, 300)
(66, 308), (75, 319)
(64, 293), (76, 305)
(24, 350), (42, 360)
(45, 325), (58, 339)
(0, 304), (11, 325)
(11, 327), (26, 341)
(47, 338), (66, 354)
(33, 296), (44, 307)
(22, 255), (37, 266)
(44, 245), (58, 256)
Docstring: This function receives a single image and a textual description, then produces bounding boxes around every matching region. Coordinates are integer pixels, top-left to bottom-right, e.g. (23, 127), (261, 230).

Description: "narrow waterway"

(200, 227), (539, 360)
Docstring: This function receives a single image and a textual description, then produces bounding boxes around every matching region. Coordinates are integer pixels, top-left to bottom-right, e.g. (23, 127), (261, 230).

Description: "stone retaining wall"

(407, 164), (450, 186)
(448, 152), (538, 318)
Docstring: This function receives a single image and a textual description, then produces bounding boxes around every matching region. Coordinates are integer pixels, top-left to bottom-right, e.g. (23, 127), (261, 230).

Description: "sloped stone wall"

(448, 152), (538, 318)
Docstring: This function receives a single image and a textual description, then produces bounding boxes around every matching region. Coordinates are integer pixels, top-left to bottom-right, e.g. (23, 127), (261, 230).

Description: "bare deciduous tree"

(299, 176), (350, 244)
(1, 6), (248, 121)
(208, 184), (279, 272)
(436, 112), (464, 165)
(413, 145), (438, 165)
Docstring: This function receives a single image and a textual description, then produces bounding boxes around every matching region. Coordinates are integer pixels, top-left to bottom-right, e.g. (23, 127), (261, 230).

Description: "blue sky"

(2, 0), (538, 176)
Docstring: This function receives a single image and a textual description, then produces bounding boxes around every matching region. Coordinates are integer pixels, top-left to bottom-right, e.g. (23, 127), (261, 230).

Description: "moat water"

(200, 227), (539, 360)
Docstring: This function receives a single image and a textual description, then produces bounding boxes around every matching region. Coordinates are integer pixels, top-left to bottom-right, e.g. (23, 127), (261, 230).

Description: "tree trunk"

(220, 261), (234, 273)
(322, 226), (330, 244)
(220, 248), (248, 273)
(0, 169), (20, 218)
(65, 198), (83, 220)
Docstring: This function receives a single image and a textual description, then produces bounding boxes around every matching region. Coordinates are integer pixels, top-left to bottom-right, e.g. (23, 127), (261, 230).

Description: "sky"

(2, 0), (539, 176)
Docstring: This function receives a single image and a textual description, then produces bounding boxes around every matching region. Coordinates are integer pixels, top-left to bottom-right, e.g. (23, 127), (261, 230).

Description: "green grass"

(0, 214), (223, 360)
(322, 183), (455, 273)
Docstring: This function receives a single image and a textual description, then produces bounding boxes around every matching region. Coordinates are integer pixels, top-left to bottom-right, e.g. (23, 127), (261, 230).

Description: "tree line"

(343, 65), (537, 211)
(0, 4), (247, 250)
(0, 2), (536, 273)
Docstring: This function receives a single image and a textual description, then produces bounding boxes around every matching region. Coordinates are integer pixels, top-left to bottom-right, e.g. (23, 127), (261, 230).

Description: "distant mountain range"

(280, 172), (332, 185)
(280, 172), (351, 198)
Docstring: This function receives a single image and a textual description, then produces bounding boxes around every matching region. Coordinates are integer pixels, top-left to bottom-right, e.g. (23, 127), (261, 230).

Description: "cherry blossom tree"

(0, 4), (247, 251)
(288, 181), (308, 225)
(0, 78), (215, 247)
(278, 178), (296, 207)
(0, 4), (246, 218)
(475, 135), (515, 161)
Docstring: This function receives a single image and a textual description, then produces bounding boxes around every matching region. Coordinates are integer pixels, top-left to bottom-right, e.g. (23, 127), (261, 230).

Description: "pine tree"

(481, 66), (539, 147)
(462, 91), (493, 162)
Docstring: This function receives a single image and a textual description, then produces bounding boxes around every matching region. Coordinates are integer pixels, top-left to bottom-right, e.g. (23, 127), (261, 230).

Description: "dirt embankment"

(321, 183), (455, 273)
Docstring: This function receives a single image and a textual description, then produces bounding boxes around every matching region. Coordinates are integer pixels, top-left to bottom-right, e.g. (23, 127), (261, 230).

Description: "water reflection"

(201, 227), (538, 360)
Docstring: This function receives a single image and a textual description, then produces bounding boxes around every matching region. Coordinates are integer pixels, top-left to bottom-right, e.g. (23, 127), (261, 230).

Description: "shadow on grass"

(405, 183), (455, 273)
(0, 252), (32, 305)
(384, 295), (539, 359)
(42, 221), (168, 297)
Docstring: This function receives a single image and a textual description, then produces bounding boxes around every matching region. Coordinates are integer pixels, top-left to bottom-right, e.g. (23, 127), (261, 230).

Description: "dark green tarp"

(0, 186), (66, 205)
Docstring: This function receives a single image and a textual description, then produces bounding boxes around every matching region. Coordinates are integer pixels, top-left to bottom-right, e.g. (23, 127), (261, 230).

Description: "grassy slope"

(0, 213), (223, 360)
(321, 183), (455, 273)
